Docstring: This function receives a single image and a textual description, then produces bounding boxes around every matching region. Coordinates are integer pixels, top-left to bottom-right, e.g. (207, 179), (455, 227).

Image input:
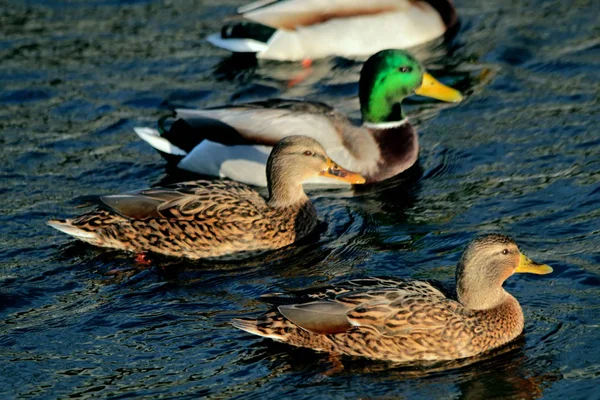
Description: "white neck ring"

(363, 118), (409, 129)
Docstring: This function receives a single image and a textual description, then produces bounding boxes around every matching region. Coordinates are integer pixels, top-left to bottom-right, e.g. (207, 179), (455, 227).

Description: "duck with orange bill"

(48, 136), (365, 260)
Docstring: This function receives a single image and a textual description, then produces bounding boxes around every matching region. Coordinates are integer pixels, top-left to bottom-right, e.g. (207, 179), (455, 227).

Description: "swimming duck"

(47, 136), (365, 260)
(135, 49), (462, 187)
(232, 234), (553, 362)
(206, 0), (458, 61)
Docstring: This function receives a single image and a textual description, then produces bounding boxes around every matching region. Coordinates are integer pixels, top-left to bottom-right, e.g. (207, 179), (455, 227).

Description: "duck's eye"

(398, 66), (412, 73)
(303, 150), (313, 156)
(502, 249), (509, 255)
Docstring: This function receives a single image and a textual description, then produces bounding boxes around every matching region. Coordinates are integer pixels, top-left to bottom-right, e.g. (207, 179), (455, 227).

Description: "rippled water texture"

(1, 0), (599, 398)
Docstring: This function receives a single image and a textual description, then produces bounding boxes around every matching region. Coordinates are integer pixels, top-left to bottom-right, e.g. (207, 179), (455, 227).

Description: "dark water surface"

(1, 0), (599, 398)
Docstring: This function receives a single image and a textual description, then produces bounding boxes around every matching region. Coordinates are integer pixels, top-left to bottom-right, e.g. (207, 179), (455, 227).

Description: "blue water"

(1, 0), (599, 398)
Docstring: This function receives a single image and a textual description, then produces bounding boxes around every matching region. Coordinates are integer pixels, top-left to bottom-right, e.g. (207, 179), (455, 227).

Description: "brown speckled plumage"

(48, 136), (365, 259)
(232, 235), (553, 362)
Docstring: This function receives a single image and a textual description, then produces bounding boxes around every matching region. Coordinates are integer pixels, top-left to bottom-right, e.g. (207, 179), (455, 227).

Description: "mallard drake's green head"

(266, 136), (366, 205)
(359, 49), (463, 124)
(455, 234), (553, 310)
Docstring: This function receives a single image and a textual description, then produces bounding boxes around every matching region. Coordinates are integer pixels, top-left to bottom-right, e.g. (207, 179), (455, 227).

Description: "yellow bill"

(319, 158), (366, 184)
(415, 72), (463, 103)
(515, 253), (553, 274)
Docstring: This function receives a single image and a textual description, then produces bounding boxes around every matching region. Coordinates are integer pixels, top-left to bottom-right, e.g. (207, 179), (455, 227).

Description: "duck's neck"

(360, 86), (406, 124)
(361, 122), (418, 182)
(456, 261), (509, 310)
(458, 285), (509, 310)
(267, 179), (309, 209)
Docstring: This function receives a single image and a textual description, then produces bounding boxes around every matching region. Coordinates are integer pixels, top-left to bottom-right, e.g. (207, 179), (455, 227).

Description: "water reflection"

(228, 336), (560, 399)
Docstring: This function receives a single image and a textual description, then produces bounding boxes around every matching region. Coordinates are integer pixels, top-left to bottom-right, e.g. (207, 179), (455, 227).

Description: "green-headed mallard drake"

(232, 234), (553, 362)
(47, 136), (365, 260)
(134, 49), (462, 187)
(206, 0), (458, 61)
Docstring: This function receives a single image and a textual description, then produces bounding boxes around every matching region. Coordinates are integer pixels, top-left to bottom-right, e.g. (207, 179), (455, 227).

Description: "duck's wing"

(260, 277), (414, 304)
(175, 99), (349, 150)
(267, 278), (453, 335)
(100, 180), (265, 221)
(241, 0), (409, 30)
(344, 284), (458, 337)
(137, 99), (348, 154)
(277, 301), (354, 334)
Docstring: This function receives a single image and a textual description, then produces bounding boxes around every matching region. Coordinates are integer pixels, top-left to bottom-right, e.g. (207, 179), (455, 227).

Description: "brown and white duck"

(135, 49), (462, 187)
(47, 136), (365, 260)
(233, 234), (553, 362)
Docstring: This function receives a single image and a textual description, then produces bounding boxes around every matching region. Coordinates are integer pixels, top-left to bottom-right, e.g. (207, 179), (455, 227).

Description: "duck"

(134, 49), (463, 187)
(47, 136), (365, 260)
(205, 0), (458, 61)
(232, 234), (553, 362)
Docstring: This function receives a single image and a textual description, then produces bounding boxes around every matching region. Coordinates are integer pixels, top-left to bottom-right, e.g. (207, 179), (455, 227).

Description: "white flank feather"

(178, 140), (350, 187)
(179, 141), (271, 186)
(134, 127), (188, 156)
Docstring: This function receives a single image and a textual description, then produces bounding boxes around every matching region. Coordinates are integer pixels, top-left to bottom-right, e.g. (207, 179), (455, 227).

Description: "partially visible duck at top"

(206, 0), (458, 61)
(135, 49), (463, 187)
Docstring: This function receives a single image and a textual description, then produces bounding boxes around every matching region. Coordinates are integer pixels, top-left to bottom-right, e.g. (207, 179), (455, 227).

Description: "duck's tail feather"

(47, 220), (98, 241)
(134, 127), (188, 156)
(231, 318), (263, 336)
(231, 315), (288, 342)
(206, 21), (276, 54)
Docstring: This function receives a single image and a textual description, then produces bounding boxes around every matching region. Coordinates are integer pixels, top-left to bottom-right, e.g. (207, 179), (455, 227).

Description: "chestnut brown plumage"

(47, 136), (365, 259)
(232, 234), (553, 362)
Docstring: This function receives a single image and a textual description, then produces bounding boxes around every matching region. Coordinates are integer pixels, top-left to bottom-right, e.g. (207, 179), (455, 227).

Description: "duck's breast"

(365, 123), (419, 182)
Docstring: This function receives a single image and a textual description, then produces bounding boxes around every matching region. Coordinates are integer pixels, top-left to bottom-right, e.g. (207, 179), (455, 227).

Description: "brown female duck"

(47, 136), (365, 259)
(233, 234), (553, 362)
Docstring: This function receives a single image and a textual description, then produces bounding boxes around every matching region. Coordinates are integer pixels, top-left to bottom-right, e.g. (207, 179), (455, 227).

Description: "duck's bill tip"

(320, 160), (366, 184)
(415, 72), (463, 103)
(516, 253), (553, 275)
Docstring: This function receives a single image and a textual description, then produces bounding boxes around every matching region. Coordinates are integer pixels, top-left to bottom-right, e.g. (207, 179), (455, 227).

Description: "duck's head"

(455, 234), (552, 310)
(359, 49), (463, 124)
(266, 136), (366, 205)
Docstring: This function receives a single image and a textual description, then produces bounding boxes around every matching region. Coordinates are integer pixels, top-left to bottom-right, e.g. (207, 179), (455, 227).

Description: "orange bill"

(319, 158), (366, 184)
(515, 253), (553, 275)
(415, 72), (463, 103)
